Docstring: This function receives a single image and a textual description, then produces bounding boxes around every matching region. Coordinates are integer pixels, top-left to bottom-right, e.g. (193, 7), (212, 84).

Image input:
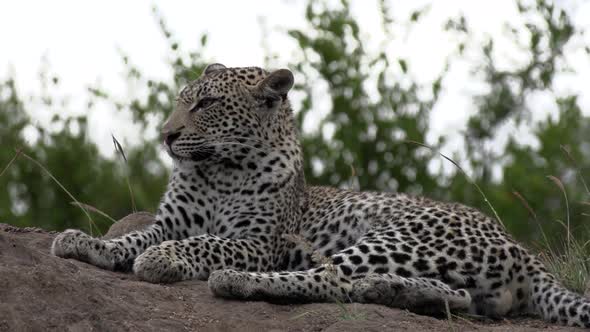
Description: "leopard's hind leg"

(209, 265), (470, 315)
(208, 266), (351, 304)
(351, 273), (471, 315)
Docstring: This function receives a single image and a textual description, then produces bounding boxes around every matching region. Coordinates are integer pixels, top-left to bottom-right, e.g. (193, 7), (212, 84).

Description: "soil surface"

(0, 223), (584, 332)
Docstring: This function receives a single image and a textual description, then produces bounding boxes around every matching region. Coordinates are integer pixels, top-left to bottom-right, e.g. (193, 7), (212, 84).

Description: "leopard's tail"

(528, 255), (590, 328)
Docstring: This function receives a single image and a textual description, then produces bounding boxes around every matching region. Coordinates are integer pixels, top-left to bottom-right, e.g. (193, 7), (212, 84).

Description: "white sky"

(1, 0), (589, 172)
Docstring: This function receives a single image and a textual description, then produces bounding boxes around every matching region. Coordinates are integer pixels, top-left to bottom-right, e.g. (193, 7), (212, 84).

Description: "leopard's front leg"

(133, 234), (273, 283)
(51, 229), (122, 270)
(51, 224), (167, 271)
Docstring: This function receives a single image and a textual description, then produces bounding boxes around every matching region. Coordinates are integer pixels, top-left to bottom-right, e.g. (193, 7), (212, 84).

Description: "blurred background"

(1, 0), (589, 251)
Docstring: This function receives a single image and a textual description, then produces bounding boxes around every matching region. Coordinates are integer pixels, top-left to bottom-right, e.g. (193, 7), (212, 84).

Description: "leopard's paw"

(208, 269), (252, 299)
(351, 274), (404, 306)
(133, 243), (192, 283)
(51, 229), (115, 270)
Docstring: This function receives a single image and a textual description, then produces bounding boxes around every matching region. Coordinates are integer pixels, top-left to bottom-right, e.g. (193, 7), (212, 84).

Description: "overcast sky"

(1, 0), (589, 165)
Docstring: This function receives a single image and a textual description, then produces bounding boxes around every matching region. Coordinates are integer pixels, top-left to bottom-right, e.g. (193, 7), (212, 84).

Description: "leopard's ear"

(253, 69), (294, 117)
(202, 63), (227, 76)
(256, 69), (294, 97)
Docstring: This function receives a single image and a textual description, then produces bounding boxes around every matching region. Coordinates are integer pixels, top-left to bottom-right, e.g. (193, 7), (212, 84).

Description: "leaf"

(111, 134), (128, 163)
(398, 59), (408, 73)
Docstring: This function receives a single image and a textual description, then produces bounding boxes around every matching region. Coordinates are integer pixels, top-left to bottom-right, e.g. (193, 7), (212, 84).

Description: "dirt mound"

(0, 223), (582, 332)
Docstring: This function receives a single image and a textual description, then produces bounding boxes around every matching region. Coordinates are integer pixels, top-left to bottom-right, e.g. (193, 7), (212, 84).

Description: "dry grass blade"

(512, 190), (551, 248)
(0, 148), (22, 178)
(540, 238), (590, 293)
(348, 164), (358, 190)
(334, 301), (365, 321)
(124, 178), (136, 212)
(404, 140), (504, 228)
(18, 150), (100, 236)
(547, 175), (571, 249)
(528, 152), (590, 293)
(444, 300), (457, 332)
(547, 175), (566, 193)
(511, 191), (537, 222)
(561, 145), (590, 195)
(451, 313), (480, 328)
(535, 174), (590, 292)
(350, 164), (356, 180)
(70, 202), (117, 224)
(282, 233), (336, 276)
(128, 183), (136, 211)
(289, 310), (316, 320)
(112, 134), (136, 212)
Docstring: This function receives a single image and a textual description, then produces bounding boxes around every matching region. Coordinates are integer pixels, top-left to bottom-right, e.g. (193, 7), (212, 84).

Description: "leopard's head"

(161, 63), (296, 166)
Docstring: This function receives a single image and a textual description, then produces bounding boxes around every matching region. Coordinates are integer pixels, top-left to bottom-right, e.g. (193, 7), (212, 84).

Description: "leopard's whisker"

(205, 141), (268, 154)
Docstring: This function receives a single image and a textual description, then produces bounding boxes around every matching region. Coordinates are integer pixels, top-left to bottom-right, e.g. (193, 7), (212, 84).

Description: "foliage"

(442, 1), (590, 242)
(0, 76), (167, 233)
(289, 0), (442, 195)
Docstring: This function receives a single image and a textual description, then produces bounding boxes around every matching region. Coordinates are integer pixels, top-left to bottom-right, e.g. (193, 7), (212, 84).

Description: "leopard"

(51, 63), (590, 328)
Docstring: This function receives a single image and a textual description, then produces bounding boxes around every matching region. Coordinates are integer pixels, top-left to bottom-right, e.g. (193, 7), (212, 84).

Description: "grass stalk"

(561, 145), (590, 195)
(18, 150), (100, 236)
(444, 300), (457, 332)
(404, 140), (504, 228)
(112, 134), (137, 212)
(0, 149), (22, 178)
(70, 202), (117, 224)
(547, 175), (571, 251)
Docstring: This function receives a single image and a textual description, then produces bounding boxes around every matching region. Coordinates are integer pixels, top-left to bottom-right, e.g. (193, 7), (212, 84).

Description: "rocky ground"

(0, 221), (584, 331)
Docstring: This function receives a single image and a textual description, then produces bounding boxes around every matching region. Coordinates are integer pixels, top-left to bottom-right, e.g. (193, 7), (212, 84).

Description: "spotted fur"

(52, 64), (590, 327)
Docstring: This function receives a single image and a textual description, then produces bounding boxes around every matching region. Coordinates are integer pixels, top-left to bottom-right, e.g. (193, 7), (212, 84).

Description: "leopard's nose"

(163, 131), (181, 146)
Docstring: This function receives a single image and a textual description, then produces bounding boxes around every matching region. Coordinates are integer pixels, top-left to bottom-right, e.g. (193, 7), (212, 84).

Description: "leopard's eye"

(190, 97), (218, 112)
